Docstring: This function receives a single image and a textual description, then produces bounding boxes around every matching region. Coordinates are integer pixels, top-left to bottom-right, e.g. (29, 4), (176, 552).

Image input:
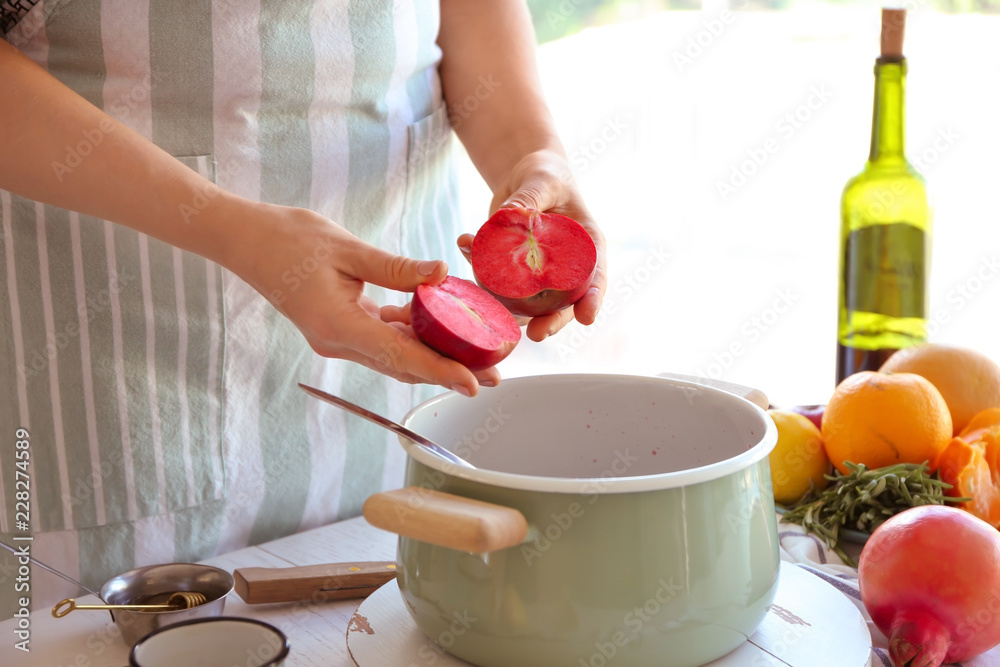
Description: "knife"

(233, 561), (398, 605)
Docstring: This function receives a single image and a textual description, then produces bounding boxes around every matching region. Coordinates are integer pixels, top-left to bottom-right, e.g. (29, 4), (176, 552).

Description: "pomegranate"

(859, 505), (1000, 666)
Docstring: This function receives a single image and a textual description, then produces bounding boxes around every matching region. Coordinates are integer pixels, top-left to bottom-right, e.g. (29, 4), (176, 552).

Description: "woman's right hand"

(225, 200), (498, 397)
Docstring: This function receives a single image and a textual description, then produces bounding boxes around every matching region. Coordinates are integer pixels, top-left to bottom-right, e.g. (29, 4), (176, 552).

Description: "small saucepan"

(363, 373), (780, 667)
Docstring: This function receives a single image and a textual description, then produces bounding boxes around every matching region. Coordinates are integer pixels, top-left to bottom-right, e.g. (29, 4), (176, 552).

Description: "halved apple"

(411, 276), (521, 371)
(471, 207), (597, 317)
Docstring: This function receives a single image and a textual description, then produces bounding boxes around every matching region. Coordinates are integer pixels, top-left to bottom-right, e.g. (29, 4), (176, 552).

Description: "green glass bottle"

(836, 9), (931, 384)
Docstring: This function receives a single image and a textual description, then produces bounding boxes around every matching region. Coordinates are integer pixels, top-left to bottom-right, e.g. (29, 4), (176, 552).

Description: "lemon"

(767, 409), (831, 505)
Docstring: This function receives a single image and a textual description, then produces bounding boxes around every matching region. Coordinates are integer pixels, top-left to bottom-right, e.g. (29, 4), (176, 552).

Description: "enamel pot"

(363, 374), (780, 667)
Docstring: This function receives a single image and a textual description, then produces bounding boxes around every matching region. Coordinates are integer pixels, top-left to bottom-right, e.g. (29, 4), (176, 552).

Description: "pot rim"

(400, 373), (777, 494)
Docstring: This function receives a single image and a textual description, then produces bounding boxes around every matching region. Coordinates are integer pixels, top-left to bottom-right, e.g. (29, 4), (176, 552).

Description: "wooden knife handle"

(363, 487), (529, 554)
(233, 561), (398, 604)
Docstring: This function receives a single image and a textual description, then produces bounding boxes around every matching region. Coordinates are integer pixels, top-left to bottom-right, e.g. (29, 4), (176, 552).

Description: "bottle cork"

(880, 8), (906, 58)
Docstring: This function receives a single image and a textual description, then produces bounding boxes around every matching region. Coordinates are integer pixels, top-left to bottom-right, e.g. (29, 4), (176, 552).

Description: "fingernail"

(480, 380), (496, 388)
(451, 384), (472, 397)
(459, 245), (471, 256)
(417, 260), (439, 276)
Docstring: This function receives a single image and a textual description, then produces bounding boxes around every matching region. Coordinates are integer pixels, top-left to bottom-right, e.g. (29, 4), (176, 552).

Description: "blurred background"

(451, 1), (1000, 408)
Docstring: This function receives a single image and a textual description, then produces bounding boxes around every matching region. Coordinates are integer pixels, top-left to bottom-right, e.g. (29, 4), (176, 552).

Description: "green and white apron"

(0, 0), (462, 618)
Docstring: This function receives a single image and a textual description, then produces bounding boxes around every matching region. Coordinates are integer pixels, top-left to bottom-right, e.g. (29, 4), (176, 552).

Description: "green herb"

(779, 461), (969, 567)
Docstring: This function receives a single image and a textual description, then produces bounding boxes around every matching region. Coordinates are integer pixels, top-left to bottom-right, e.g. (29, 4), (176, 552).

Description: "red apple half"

(411, 276), (521, 371)
(471, 207), (597, 317)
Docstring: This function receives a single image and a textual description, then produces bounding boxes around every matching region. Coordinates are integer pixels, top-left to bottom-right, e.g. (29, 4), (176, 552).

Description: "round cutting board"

(347, 561), (871, 667)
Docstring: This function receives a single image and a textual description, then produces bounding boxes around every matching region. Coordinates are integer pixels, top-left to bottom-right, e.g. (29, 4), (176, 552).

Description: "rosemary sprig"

(779, 461), (969, 567)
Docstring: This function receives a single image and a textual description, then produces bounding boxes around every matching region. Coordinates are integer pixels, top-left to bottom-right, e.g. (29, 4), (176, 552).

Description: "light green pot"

(391, 374), (779, 667)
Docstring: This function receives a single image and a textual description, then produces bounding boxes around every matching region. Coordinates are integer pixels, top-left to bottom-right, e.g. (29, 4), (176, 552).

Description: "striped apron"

(0, 0), (461, 616)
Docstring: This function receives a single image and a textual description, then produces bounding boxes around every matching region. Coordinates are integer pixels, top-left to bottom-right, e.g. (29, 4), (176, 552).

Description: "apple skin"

(789, 404), (826, 431)
(411, 276), (521, 372)
(485, 282), (592, 319)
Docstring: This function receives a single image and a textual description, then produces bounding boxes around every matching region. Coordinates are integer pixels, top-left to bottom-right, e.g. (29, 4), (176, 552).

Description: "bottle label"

(842, 222), (926, 318)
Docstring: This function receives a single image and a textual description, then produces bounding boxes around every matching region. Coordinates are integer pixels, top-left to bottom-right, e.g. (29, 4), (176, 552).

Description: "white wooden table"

(0, 516), (397, 667)
(11, 513), (995, 667)
(1, 514), (878, 667)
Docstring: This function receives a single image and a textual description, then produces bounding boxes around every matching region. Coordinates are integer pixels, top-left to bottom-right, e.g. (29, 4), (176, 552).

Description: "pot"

(362, 373), (780, 667)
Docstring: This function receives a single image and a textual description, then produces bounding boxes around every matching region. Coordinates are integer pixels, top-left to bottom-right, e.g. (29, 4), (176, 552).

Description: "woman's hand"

(229, 202), (499, 397)
(457, 150), (607, 342)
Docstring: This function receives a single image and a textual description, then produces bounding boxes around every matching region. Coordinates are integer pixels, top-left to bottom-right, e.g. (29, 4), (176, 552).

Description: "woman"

(0, 0), (606, 617)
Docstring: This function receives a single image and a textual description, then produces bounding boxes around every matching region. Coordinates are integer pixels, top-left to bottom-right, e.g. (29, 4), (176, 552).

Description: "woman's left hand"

(457, 149), (607, 342)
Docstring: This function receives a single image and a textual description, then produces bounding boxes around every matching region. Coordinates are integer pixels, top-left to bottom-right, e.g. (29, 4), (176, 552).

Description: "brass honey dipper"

(52, 591), (207, 617)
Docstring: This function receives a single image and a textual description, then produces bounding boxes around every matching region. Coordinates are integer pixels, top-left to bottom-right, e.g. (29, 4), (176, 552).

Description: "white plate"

(347, 561), (871, 667)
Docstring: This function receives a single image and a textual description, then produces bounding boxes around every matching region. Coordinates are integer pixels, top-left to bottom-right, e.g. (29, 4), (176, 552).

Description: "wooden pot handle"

(657, 372), (770, 411)
(363, 487), (529, 554)
(233, 561), (398, 604)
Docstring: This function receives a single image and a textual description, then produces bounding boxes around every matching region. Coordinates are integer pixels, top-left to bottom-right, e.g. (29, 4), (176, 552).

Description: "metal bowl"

(101, 563), (234, 647)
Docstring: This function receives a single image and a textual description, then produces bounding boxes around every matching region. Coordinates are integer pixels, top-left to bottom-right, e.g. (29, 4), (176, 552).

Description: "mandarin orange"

(937, 408), (1000, 528)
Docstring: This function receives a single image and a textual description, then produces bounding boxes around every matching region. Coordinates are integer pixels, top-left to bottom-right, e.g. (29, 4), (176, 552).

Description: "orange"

(822, 371), (953, 475)
(879, 343), (1000, 435)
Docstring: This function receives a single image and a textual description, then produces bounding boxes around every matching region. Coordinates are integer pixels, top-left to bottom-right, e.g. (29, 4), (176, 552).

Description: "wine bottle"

(835, 8), (931, 385)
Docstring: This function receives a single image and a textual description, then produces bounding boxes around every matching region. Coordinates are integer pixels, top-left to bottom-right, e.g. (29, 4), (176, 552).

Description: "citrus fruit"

(938, 407), (1000, 528)
(822, 371), (952, 475)
(767, 409), (830, 505)
(879, 343), (1000, 435)
(960, 407), (1000, 443)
